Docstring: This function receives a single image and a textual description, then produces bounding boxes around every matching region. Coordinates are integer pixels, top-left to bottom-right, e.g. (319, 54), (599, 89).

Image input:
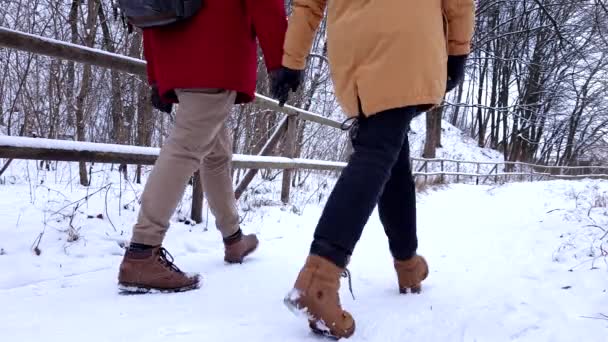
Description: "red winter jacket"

(142, 0), (287, 104)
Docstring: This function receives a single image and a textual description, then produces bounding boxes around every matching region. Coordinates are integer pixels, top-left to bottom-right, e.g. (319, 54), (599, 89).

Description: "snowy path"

(1, 181), (607, 341)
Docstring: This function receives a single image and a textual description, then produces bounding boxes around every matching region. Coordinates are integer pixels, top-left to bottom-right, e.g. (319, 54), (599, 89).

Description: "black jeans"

(310, 106), (418, 268)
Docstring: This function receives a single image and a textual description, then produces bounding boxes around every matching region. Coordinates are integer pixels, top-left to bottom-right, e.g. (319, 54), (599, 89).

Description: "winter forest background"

(1, 0), (608, 184)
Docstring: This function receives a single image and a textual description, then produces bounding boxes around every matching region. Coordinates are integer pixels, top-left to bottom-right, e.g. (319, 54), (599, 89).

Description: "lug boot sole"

(284, 289), (354, 340)
(284, 288), (307, 317)
(308, 320), (355, 340)
(399, 284), (422, 294)
(308, 320), (356, 340)
(397, 256), (429, 294)
(118, 281), (200, 295)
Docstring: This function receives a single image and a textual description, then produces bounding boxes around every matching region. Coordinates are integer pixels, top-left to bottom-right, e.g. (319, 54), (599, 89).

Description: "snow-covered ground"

(0, 161), (606, 342)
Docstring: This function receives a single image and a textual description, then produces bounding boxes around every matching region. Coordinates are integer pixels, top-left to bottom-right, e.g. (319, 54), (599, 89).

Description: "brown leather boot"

(284, 255), (355, 339)
(394, 254), (429, 294)
(224, 231), (259, 264)
(118, 246), (200, 294)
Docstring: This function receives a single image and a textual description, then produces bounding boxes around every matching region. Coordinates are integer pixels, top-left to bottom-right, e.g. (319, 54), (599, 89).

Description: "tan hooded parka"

(283, 0), (476, 117)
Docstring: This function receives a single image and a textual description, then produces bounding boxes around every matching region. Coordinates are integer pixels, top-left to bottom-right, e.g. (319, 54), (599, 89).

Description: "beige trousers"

(132, 89), (239, 246)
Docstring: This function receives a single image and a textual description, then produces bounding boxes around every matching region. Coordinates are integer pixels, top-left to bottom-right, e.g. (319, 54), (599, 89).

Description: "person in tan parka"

(271, 0), (476, 339)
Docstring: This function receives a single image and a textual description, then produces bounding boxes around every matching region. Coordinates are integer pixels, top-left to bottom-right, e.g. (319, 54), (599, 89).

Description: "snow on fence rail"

(2, 136), (607, 183)
(0, 136), (347, 171)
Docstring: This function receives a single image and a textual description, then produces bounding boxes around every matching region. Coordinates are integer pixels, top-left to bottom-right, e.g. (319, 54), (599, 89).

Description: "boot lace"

(157, 247), (183, 273)
(341, 268), (355, 300)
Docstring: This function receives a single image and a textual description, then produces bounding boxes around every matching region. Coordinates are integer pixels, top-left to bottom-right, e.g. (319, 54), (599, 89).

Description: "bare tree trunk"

(450, 83), (464, 126)
(434, 106), (442, 148)
(281, 116), (297, 204)
(489, 60), (499, 149)
(74, 0), (100, 186)
(98, 1), (124, 145)
(191, 170), (204, 223)
(423, 106), (443, 158)
(476, 57), (488, 147)
(66, 0), (80, 130)
(135, 47), (153, 184)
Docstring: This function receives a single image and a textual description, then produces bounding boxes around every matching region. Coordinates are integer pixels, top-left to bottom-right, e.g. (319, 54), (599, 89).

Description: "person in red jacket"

(117, 0), (287, 294)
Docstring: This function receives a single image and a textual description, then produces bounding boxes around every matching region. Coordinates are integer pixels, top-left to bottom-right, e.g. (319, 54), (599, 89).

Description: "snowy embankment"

(408, 116), (505, 177)
(0, 158), (606, 341)
(409, 116), (504, 163)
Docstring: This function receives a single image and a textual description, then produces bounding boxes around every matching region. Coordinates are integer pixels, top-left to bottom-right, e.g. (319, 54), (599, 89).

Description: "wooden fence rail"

(3, 136), (607, 182)
(411, 156), (608, 171)
(409, 158), (608, 184)
(0, 137), (347, 171)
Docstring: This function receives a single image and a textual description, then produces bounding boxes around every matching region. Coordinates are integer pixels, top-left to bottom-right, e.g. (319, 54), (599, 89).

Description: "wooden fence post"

(495, 164), (499, 183)
(440, 159), (444, 184)
(476, 162), (480, 185)
(281, 116), (298, 204)
(456, 162), (461, 183)
(424, 161), (428, 184)
(191, 170), (204, 224)
(0, 159), (14, 177)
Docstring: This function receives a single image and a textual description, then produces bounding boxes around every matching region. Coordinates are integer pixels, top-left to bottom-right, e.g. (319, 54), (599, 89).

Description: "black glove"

(270, 66), (303, 107)
(151, 84), (173, 114)
(446, 55), (468, 93)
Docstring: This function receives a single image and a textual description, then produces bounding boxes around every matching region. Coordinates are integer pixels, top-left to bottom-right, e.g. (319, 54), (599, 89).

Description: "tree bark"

(423, 106), (444, 158)
(281, 116), (298, 204)
(191, 170), (204, 224)
(98, 2), (125, 145)
(74, 0), (100, 186)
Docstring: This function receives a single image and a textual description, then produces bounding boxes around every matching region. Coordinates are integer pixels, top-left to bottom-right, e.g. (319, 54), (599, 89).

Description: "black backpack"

(117, 0), (204, 29)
